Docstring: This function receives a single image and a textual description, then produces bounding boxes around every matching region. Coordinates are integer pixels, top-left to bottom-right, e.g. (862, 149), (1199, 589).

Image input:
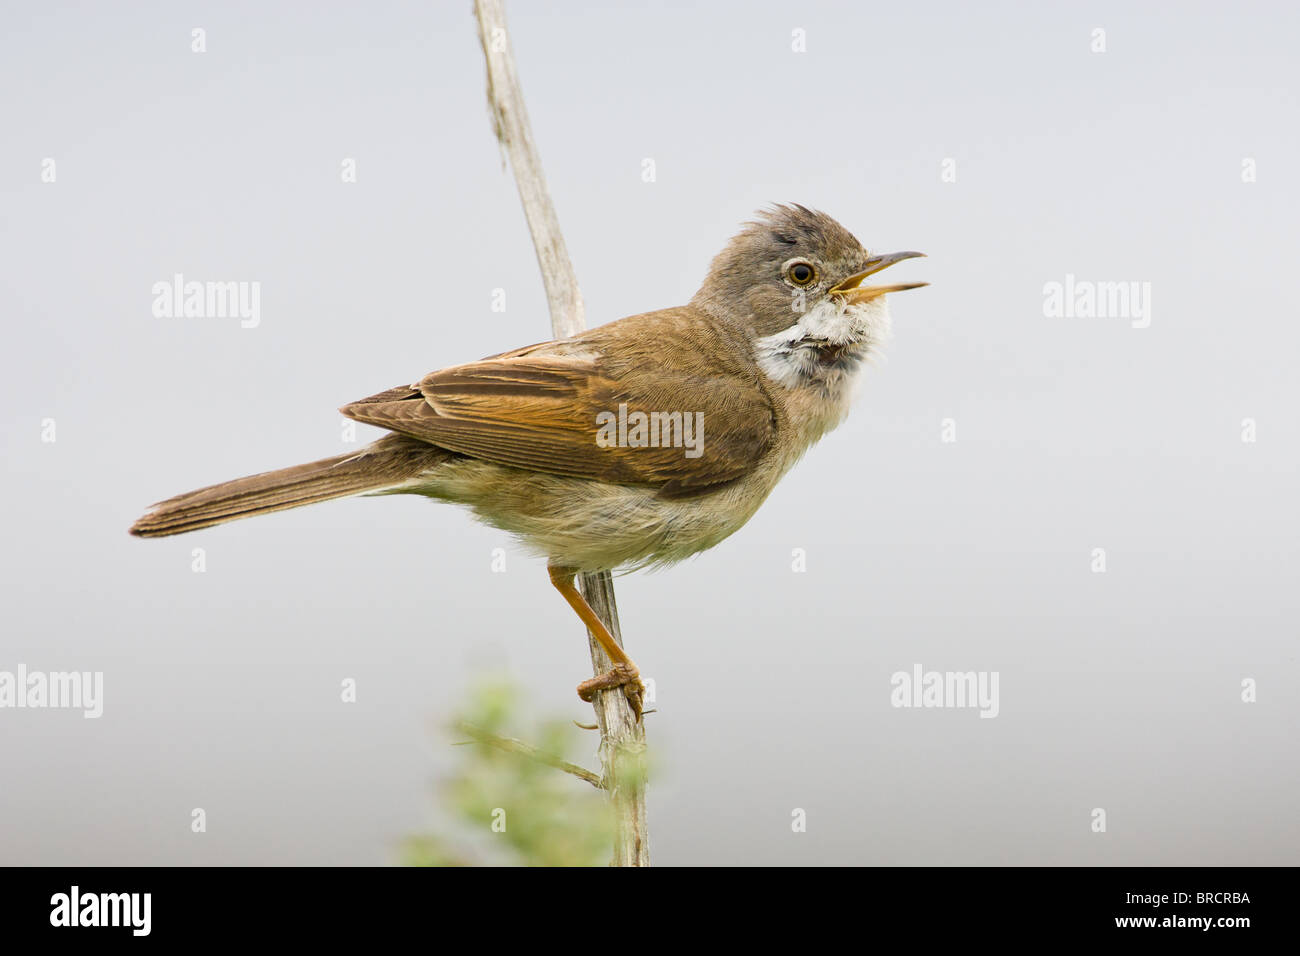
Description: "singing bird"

(131, 205), (926, 714)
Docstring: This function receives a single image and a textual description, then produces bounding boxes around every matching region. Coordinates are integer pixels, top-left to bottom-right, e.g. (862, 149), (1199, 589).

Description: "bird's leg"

(547, 564), (644, 719)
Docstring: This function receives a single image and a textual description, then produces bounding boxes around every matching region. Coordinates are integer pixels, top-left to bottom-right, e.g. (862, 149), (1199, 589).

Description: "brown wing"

(339, 307), (775, 494)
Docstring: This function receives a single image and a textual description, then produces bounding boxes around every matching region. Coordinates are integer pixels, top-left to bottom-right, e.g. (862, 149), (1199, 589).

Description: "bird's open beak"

(830, 251), (928, 304)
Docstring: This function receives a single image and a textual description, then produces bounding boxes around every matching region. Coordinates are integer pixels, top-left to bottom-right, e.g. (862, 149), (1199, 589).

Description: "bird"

(130, 204), (926, 716)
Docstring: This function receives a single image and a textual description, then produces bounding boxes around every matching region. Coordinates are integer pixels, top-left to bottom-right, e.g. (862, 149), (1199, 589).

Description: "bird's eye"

(786, 261), (816, 285)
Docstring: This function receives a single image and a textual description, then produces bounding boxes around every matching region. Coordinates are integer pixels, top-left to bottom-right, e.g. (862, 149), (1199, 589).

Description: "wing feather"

(340, 308), (774, 492)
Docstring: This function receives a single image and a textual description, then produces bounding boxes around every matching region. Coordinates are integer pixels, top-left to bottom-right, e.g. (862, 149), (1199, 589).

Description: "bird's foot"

(577, 663), (644, 720)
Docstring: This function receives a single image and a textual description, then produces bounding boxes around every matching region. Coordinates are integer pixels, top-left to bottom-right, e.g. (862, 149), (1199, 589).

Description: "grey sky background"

(1, 0), (1297, 865)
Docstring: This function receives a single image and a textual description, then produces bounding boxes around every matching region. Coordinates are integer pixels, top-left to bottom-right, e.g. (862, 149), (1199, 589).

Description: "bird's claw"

(577, 663), (645, 720)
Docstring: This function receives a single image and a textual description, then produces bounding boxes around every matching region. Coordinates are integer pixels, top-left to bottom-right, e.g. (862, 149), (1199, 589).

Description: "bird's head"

(692, 204), (926, 349)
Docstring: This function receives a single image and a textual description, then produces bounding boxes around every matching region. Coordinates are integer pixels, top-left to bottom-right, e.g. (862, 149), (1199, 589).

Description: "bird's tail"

(129, 434), (448, 538)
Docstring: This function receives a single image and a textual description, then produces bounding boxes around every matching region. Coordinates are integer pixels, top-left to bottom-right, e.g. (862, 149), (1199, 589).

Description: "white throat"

(752, 296), (892, 395)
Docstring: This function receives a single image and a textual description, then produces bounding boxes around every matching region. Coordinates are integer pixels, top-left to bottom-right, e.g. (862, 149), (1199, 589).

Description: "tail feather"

(130, 434), (448, 538)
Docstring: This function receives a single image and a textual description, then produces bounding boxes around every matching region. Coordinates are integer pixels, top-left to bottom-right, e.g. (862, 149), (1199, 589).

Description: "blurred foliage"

(404, 680), (614, 867)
